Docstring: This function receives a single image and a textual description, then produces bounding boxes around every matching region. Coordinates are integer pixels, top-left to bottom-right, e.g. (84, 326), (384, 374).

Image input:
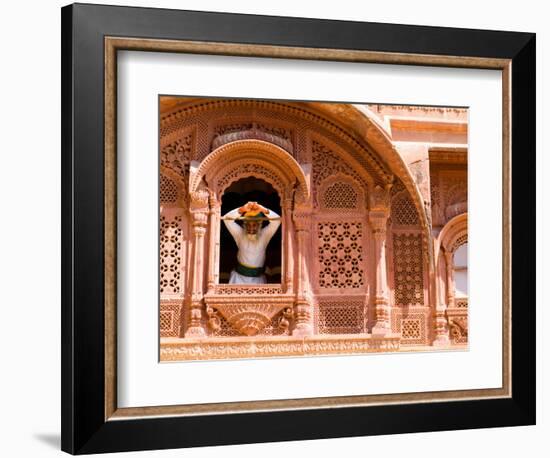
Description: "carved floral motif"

(212, 302), (290, 336)
(160, 335), (401, 361)
(160, 134), (193, 177)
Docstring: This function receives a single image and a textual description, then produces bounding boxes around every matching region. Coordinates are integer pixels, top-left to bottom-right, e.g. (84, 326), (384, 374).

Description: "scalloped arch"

(317, 172), (366, 211)
(436, 213), (468, 260)
(190, 139), (310, 202)
(162, 99), (430, 251)
(308, 102), (430, 234)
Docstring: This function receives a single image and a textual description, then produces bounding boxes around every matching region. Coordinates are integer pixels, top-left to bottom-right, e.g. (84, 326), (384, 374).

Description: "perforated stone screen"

(392, 192), (419, 226)
(322, 181), (358, 209)
(160, 214), (183, 294)
(317, 298), (365, 334)
(393, 233), (425, 305)
(317, 222), (365, 289)
(160, 174), (179, 204)
(159, 301), (181, 337)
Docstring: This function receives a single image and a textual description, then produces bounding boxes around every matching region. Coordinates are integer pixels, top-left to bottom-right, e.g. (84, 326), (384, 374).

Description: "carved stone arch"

(317, 172), (366, 212)
(161, 99), (429, 229)
(161, 99), (393, 180)
(437, 213), (468, 259)
(215, 161), (286, 200)
(190, 139), (310, 204)
(302, 102), (430, 236)
(435, 213), (468, 343)
(209, 115), (296, 157)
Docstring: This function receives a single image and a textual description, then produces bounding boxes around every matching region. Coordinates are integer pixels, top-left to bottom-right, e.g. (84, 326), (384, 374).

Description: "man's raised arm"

(222, 207), (244, 240)
(260, 209), (281, 242)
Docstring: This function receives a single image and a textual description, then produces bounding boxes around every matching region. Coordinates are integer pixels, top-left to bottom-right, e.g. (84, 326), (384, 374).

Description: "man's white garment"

(223, 207), (281, 284)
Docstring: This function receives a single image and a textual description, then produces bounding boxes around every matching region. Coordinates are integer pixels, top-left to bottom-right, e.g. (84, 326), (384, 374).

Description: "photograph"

(56, 2), (537, 454)
(159, 97), (469, 361)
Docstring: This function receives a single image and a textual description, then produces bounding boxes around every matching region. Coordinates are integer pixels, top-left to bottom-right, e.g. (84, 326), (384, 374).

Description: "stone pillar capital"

(189, 188), (209, 208)
(208, 190), (220, 211)
(292, 207), (312, 232)
(369, 183), (392, 212)
(369, 210), (390, 236)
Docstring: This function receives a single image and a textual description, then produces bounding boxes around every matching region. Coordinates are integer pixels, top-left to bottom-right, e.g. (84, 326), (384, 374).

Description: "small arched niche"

(219, 177), (282, 284)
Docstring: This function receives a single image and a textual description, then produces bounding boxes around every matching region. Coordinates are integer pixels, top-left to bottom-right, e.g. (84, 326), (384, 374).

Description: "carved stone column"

(185, 189), (209, 337)
(292, 206), (313, 336)
(444, 250), (455, 308)
(370, 184), (392, 336)
(282, 196), (294, 294)
(433, 251), (450, 346)
(206, 192), (221, 294)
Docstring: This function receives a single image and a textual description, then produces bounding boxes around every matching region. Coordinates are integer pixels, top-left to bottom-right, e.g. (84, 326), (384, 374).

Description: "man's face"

(244, 221), (260, 236)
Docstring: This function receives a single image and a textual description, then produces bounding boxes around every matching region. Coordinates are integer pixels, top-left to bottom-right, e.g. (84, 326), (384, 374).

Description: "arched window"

(219, 177), (282, 284)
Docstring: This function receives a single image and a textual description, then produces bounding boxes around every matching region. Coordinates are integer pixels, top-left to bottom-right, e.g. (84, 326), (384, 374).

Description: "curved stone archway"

(190, 139), (310, 204)
(161, 99), (429, 240)
(432, 212), (468, 345)
(436, 212), (468, 260)
(301, 102), (431, 237)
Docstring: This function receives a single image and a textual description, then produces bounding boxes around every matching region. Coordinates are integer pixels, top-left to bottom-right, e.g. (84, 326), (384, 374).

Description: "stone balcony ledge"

(160, 333), (402, 361)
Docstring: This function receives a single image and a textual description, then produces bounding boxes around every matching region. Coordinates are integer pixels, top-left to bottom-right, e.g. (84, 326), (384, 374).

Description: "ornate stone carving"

(158, 99), (467, 358)
(190, 139), (310, 204)
(160, 174), (180, 205)
(316, 221), (365, 289)
(212, 303), (288, 336)
(206, 305), (221, 332)
(392, 233), (425, 306)
(391, 190), (420, 226)
(185, 187), (210, 338)
(204, 291), (295, 336)
(214, 284), (284, 295)
(317, 173), (366, 212)
(448, 316), (468, 344)
(317, 298), (366, 334)
(217, 162), (286, 198)
(211, 128), (294, 155)
(277, 307), (294, 332)
(312, 140), (369, 191)
(292, 206), (314, 336)
(160, 299), (184, 337)
(370, 184), (392, 213)
(160, 133), (193, 177)
(390, 307), (430, 346)
(160, 334), (401, 361)
(161, 99), (392, 183)
(369, 210), (391, 335)
(189, 188), (209, 211)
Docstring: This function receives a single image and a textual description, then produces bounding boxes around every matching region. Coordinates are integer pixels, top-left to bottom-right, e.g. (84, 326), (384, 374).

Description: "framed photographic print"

(61, 3), (536, 454)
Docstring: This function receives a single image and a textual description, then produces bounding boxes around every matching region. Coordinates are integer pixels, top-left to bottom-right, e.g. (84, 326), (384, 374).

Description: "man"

(222, 201), (281, 284)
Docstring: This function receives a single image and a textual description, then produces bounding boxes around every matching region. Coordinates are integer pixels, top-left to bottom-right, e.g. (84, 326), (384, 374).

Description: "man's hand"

(238, 201), (270, 216)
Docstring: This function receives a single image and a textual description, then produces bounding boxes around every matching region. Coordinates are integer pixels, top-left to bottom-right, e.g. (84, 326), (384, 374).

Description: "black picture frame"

(61, 2), (535, 454)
